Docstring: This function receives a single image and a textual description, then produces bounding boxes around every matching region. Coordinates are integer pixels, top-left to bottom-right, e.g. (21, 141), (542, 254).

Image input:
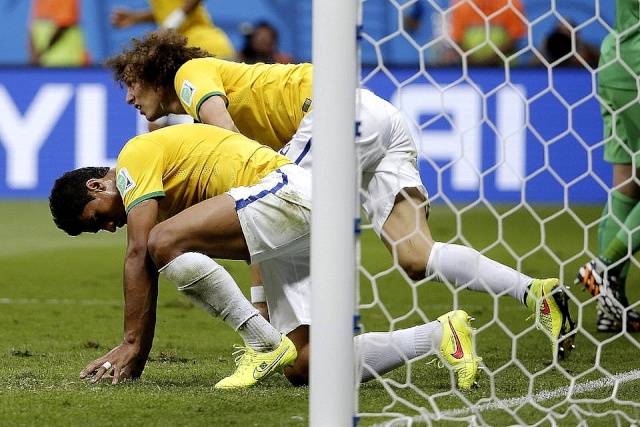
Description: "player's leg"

(577, 85), (640, 331)
(587, 164), (640, 331)
(379, 187), (575, 357)
(150, 166), (311, 263)
(257, 253), (311, 387)
(259, 251), (466, 387)
(283, 326), (309, 386)
(148, 169), (309, 388)
(221, 164), (311, 387)
(603, 164), (640, 278)
(269, 266), (481, 390)
(599, 89), (640, 277)
(148, 192), (251, 262)
(275, 310), (482, 390)
(381, 187), (527, 300)
(356, 310), (481, 389)
(601, 164), (640, 289)
(240, 167), (479, 388)
(377, 188), (432, 279)
(359, 90), (533, 300)
(279, 315), (481, 389)
(597, 179), (635, 291)
(366, 107), (575, 357)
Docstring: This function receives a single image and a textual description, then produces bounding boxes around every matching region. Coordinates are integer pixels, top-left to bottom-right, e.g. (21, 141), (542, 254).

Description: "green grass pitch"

(1, 200), (639, 426)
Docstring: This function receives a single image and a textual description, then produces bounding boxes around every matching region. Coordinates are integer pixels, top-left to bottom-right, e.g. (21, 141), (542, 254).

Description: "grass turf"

(1, 200), (639, 426)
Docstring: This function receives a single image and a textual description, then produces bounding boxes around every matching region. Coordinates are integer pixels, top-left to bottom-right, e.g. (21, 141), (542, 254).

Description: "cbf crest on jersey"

(180, 80), (197, 107)
(116, 167), (136, 197)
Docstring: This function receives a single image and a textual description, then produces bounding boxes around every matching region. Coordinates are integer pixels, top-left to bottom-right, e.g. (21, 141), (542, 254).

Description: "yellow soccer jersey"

(149, 0), (234, 59)
(174, 57), (313, 150)
(149, 0), (212, 30)
(115, 123), (292, 221)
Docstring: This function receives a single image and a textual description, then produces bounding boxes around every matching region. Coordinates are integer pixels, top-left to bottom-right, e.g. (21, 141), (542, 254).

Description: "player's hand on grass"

(80, 342), (141, 385)
(122, 356), (146, 381)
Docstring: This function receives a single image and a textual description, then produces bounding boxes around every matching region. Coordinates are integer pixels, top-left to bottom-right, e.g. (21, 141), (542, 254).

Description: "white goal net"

(341, 0), (640, 425)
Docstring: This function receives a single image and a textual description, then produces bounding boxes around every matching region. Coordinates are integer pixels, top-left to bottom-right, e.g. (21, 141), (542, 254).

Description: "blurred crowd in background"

(0, 0), (613, 69)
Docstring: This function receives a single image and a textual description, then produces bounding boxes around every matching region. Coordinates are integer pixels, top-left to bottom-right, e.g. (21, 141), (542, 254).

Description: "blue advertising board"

(363, 66), (608, 204)
(0, 67), (138, 198)
(0, 66), (609, 204)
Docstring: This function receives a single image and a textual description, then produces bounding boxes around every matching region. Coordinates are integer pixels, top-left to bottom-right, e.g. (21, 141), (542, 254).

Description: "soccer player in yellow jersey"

(110, 1), (235, 132)
(111, 0), (234, 60)
(105, 31), (576, 367)
(50, 123), (299, 388)
(49, 123), (483, 389)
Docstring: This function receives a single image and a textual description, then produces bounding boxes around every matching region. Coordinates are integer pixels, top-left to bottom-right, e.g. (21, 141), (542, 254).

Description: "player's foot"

(437, 310), (481, 390)
(214, 334), (297, 389)
(576, 261), (634, 324)
(596, 299), (640, 333)
(526, 279), (576, 359)
(575, 259), (607, 296)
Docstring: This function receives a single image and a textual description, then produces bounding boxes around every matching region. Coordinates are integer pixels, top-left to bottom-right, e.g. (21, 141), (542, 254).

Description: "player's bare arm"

(80, 199), (160, 385)
(111, 9), (155, 28)
(198, 95), (240, 133)
(161, 0), (203, 29)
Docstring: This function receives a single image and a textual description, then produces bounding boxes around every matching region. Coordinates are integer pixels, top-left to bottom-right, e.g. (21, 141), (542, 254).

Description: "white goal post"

(309, 1), (358, 426)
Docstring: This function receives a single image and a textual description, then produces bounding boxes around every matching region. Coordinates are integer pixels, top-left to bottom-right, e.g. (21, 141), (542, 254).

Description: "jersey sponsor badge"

(116, 167), (136, 198)
(302, 98), (312, 112)
(180, 80), (197, 107)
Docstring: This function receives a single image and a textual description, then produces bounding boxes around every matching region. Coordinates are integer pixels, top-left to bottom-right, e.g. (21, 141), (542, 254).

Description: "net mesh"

(354, 0), (640, 425)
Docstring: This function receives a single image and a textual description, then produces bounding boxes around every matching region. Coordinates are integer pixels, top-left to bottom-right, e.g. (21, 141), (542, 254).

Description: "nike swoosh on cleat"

(252, 347), (291, 380)
(448, 318), (465, 359)
(541, 288), (551, 315)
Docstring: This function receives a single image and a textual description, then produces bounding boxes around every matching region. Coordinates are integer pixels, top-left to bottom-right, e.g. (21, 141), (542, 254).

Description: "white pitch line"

(444, 369), (640, 416)
(371, 369), (640, 426)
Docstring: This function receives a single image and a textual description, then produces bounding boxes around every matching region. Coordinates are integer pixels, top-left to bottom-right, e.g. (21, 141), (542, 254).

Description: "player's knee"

(283, 329), (309, 386)
(147, 224), (175, 267)
(399, 256), (427, 281)
(284, 358), (309, 386)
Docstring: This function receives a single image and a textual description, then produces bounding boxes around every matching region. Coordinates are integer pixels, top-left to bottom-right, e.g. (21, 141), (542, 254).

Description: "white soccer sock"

(238, 315), (283, 352)
(160, 252), (281, 351)
(426, 242), (532, 304)
(355, 321), (443, 383)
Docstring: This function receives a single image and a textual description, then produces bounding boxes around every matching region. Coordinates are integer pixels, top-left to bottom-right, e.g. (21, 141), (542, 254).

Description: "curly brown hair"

(103, 30), (212, 90)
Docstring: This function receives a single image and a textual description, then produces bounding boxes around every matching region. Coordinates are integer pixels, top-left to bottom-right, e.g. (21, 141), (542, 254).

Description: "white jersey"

(278, 88), (428, 234)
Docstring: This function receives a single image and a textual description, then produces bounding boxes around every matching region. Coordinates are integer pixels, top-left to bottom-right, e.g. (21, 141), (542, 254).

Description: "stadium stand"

(0, 0), (613, 67)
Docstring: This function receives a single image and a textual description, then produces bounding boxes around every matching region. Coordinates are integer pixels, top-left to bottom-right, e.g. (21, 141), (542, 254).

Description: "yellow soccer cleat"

(526, 278), (576, 359)
(215, 334), (297, 389)
(437, 310), (481, 390)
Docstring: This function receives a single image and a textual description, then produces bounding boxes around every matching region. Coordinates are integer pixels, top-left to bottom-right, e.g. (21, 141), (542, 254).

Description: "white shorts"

(279, 88), (428, 235)
(226, 163), (312, 334)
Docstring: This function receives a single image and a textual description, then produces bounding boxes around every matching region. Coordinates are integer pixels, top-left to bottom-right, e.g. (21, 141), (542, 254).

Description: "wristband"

(162, 9), (187, 29)
(250, 285), (266, 303)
